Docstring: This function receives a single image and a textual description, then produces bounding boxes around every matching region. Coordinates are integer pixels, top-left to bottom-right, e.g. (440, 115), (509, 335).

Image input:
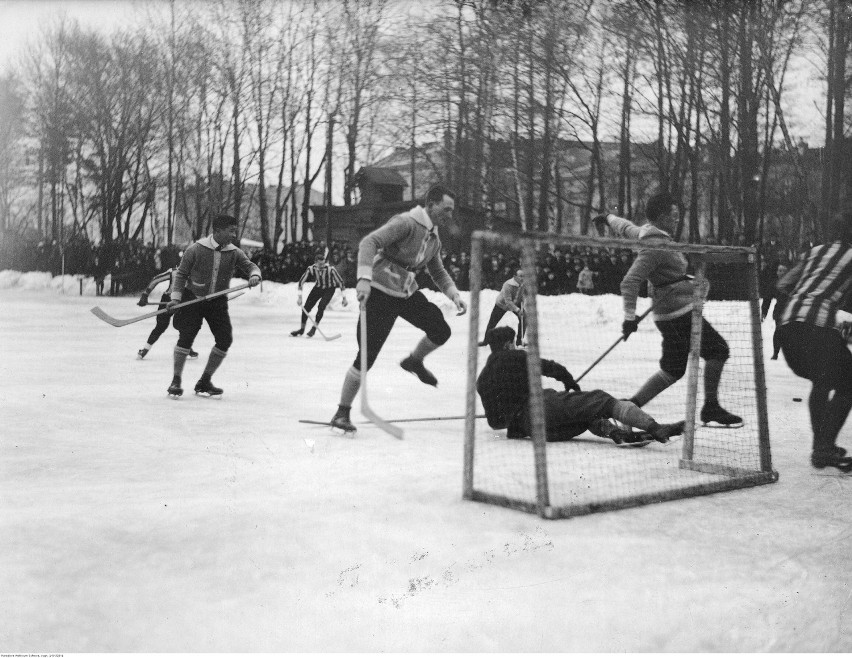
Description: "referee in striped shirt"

(778, 209), (852, 473)
(291, 249), (348, 337)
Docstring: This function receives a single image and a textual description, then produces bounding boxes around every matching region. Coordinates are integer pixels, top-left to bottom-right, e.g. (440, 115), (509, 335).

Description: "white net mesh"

(464, 232), (777, 518)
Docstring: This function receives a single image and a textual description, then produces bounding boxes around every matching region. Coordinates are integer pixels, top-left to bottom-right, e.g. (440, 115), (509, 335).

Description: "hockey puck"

(793, 397), (802, 402)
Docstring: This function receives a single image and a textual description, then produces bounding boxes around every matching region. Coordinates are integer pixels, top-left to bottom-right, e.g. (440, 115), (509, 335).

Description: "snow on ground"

(1, 272), (851, 652)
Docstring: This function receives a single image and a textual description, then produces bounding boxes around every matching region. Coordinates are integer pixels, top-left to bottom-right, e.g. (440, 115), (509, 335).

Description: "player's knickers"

(540, 388), (617, 441)
(657, 314), (729, 379)
(780, 322), (852, 394)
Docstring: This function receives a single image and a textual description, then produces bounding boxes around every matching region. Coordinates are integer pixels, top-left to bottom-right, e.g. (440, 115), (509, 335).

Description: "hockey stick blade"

(91, 282), (251, 327)
(299, 414), (486, 426)
(298, 302), (341, 341)
(360, 308), (404, 439)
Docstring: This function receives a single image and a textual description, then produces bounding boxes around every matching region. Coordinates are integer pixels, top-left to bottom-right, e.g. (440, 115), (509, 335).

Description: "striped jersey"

(779, 241), (852, 331)
(145, 268), (177, 295)
(298, 263), (345, 290)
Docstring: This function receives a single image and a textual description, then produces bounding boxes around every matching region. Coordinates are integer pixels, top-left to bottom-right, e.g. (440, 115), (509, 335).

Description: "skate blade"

(329, 426), (356, 436)
(615, 439), (653, 449)
(194, 391), (222, 398)
(701, 421), (744, 429)
(167, 393), (182, 399)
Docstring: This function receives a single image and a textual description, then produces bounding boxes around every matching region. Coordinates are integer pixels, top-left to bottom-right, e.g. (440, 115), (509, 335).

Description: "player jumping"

(329, 185), (467, 432)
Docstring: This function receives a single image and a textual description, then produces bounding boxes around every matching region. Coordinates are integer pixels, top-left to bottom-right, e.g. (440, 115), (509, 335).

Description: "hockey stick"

(299, 414), (486, 426)
(574, 279), (685, 384)
(144, 291), (246, 306)
(91, 282), (251, 327)
(297, 303), (342, 341)
(574, 303), (656, 384)
(360, 307), (404, 439)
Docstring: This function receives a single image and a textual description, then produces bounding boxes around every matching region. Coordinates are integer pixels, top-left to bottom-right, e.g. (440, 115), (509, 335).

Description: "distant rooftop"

(353, 166), (409, 188)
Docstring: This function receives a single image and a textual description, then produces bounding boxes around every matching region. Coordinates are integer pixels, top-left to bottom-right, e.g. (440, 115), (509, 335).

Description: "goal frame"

(463, 230), (778, 519)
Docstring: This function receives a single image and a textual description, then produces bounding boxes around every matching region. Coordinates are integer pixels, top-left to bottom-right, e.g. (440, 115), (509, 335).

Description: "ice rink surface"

(1, 272), (851, 652)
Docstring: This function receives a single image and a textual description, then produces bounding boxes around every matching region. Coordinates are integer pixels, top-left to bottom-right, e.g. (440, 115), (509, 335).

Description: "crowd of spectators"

(0, 229), (798, 301)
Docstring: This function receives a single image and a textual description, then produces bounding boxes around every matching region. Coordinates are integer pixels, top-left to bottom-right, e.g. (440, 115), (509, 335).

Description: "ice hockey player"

(594, 191), (742, 428)
(478, 269), (527, 347)
(776, 209), (852, 473)
(291, 249), (347, 338)
(476, 326), (685, 445)
(165, 214), (261, 397)
(135, 267), (197, 360)
(329, 185), (467, 432)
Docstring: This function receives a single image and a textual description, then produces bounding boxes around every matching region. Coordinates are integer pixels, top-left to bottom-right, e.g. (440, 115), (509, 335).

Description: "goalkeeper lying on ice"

(475, 326), (685, 446)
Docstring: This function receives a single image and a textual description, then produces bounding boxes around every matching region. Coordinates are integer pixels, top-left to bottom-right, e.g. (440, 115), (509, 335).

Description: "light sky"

(0, 0), (827, 146)
(0, 0), (147, 74)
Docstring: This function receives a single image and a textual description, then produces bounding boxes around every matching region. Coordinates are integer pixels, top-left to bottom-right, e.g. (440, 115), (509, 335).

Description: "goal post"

(463, 230), (778, 519)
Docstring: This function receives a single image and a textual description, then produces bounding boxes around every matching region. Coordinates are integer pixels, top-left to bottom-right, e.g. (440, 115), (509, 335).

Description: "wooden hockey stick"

(299, 414), (486, 426)
(91, 282), (251, 327)
(298, 303), (342, 341)
(574, 303), (656, 384)
(144, 291), (246, 306)
(573, 276), (692, 384)
(360, 307), (404, 439)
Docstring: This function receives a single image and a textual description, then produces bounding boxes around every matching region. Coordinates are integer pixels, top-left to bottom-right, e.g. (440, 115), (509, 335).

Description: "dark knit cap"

(485, 326), (516, 351)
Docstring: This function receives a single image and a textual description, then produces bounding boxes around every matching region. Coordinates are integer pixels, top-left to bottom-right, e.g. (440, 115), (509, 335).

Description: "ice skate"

(194, 374), (223, 397)
(137, 348), (149, 360)
(811, 451), (852, 473)
(400, 355), (438, 387)
(290, 328), (304, 337)
(700, 401), (743, 428)
(167, 376), (183, 398)
(189, 349), (199, 358)
(649, 420), (686, 443)
(330, 405), (356, 433)
(306, 327), (317, 338)
(589, 418), (652, 448)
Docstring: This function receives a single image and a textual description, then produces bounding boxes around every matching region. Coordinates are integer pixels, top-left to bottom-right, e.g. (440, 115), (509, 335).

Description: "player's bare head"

(315, 249), (326, 262)
(485, 326), (516, 352)
(645, 191), (675, 227)
(424, 185), (456, 225)
(211, 214), (238, 245)
(514, 269), (523, 282)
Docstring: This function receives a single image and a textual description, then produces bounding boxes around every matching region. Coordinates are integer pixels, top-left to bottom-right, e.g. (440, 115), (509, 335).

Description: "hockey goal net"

(463, 230), (778, 519)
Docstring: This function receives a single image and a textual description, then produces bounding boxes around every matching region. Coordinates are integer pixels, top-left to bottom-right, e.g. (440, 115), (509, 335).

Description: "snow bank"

(0, 270), (99, 294)
(0, 268), (658, 330)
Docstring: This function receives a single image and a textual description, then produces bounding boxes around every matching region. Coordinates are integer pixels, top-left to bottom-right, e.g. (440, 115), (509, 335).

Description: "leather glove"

(592, 213), (609, 236)
(341, 294), (348, 307)
(622, 319), (639, 340)
(166, 298), (180, 312)
(563, 376), (581, 393)
(296, 293), (302, 306)
(249, 274), (261, 288)
(137, 293), (148, 307)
